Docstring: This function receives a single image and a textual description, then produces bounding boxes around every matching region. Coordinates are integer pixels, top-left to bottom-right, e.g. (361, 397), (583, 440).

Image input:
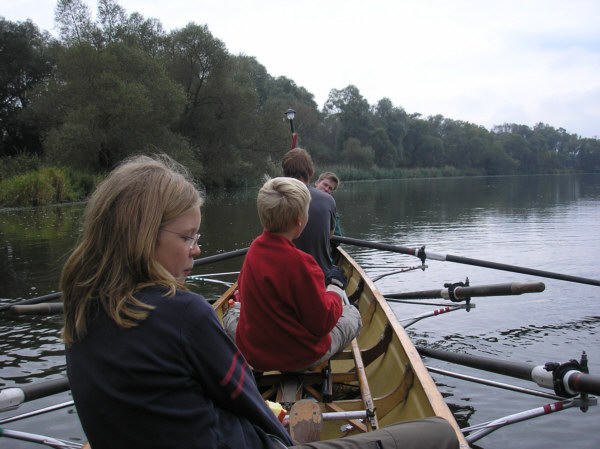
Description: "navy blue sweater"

(66, 286), (292, 449)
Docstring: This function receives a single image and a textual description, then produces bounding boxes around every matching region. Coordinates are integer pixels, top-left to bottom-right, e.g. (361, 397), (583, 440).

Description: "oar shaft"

(0, 428), (82, 448)
(193, 248), (248, 267)
(1, 252), (248, 311)
(417, 346), (535, 381)
(332, 235), (600, 287)
(464, 400), (578, 444)
(0, 401), (74, 425)
(442, 253), (600, 287)
(331, 236), (419, 257)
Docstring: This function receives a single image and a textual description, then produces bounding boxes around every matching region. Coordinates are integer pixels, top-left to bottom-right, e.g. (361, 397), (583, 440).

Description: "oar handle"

(452, 282), (545, 298)
(0, 378), (70, 412)
(0, 292), (62, 312)
(385, 282), (546, 300)
(9, 303), (63, 315)
(386, 290), (442, 300)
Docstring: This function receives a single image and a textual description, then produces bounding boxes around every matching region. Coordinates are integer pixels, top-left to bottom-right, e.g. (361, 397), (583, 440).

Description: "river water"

(1, 174), (599, 448)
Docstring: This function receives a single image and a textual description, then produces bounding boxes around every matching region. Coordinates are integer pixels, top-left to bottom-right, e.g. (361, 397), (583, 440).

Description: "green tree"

(0, 18), (56, 157)
(163, 23), (228, 129)
(369, 127), (396, 167)
(403, 116), (442, 167)
(97, 0), (127, 45)
(324, 85), (372, 155)
(55, 0), (97, 46)
(263, 75), (323, 160)
(120, 12), (166, 57)
(576, 138), (600, 172)
(39, 41), (190, 172)
(372, 98), (407, 166)
(494, 124), (542, 172)
(438, 118), (498, 170)
(341, 137), (374, 168)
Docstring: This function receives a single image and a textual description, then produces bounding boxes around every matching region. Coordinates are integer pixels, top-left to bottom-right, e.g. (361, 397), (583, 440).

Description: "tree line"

(2, 0), (600, 194)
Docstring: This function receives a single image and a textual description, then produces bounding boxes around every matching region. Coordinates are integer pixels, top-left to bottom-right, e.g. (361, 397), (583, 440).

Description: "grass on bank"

(0, 158), (99, 207)
(0, 157), (481, 208)
(325, 165), (482, 182)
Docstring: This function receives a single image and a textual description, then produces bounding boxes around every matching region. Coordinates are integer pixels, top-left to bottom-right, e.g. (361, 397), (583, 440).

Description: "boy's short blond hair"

(258, 177), (310, 233)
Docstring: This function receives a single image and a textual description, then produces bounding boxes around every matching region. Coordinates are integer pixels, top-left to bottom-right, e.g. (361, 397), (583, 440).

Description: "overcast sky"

(4, 0), (600, 138)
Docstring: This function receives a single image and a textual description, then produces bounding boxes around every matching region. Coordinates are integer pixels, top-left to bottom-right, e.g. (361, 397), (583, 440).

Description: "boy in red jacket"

(229, 177), (361, 372)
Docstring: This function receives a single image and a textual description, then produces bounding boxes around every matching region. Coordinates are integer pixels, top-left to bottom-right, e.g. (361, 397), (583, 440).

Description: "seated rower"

(314, 171), (342, 240)
(225, 177), (362, 372)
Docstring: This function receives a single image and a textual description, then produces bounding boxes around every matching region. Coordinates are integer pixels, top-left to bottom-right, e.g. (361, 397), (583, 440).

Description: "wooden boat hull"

(213, 247), (469, 447)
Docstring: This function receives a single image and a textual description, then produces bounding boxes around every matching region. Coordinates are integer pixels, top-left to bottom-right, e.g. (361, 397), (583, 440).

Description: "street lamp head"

(285, 109), (296, 121)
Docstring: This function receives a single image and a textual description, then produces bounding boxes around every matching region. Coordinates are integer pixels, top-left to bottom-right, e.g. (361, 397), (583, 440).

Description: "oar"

(462, 399), (584, 444)
(401, 305), (469, 328)
(8, 303), (63, 315)
(0, 428), (83, 449)
(193, 248), (248, 267)
(385, 281), (545, 301)
(0, 250), (248, 312)
(0, 292), (62, 312)
(0, 401), (74, 425)
(331, 235), (600, 287)
(416, 346), (600, 397)
(0, 378), (70, 412)
(426, 366), (564, 400)
(0, 251), (247, 315)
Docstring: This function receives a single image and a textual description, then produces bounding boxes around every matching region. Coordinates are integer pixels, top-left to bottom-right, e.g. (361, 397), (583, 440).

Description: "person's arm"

(329, 197), (337, 237)
(182, 299), (293, 444)
(334, 212), (342, 236)
(292, 257), (343, 335)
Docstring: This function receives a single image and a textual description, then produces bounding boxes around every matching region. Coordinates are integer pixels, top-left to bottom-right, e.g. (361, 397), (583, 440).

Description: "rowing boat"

(212, 247), (470, 448)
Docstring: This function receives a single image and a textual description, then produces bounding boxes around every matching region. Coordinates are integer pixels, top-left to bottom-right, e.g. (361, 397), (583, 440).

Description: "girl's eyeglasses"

(160, 229), (201, 249)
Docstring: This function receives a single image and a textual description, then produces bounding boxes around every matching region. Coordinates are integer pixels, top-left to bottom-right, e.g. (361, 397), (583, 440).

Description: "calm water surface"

(1, 174), (599, 448)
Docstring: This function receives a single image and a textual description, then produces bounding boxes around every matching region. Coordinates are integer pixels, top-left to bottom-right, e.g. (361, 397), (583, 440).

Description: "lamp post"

(285, 108), (297, 149)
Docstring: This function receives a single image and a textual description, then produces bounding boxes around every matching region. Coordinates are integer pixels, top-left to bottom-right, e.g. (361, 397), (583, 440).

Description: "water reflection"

(0, 204), (84, 301)
(336, 175), (595, 239)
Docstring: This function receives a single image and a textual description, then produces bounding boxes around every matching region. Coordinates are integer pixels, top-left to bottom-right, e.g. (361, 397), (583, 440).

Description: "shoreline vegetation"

(0, 152), (582, 208)
(2, 2), (600, 207)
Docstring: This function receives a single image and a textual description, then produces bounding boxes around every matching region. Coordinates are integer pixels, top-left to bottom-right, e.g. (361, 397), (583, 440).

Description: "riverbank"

(2, 155), (584, 208)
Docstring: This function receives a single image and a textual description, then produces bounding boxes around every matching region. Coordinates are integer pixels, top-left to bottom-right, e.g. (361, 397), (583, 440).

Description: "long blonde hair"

(61, 155), (203, 346)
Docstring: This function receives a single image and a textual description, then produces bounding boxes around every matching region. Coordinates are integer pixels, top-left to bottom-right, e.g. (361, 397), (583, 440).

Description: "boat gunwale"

(336, 247), (468, 447)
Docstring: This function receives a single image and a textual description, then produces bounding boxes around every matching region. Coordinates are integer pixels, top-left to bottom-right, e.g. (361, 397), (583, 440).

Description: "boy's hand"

(325, 266), (348, 290)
